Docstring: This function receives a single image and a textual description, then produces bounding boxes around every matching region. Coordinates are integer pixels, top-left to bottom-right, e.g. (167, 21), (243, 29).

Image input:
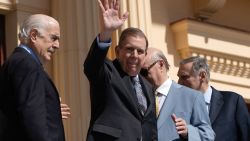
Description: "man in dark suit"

(0, 14), (65, 141)
(177, 56), (250, 141)
(141, 48), (214, 141)
(84, 0), (157, 141)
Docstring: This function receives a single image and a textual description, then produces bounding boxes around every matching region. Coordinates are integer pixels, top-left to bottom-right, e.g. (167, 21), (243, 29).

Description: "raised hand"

(98, 0), (129, 41)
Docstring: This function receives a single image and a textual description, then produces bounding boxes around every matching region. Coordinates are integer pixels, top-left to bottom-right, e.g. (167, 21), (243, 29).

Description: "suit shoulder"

(3, 50), (40, 73)
(218, 90), (243, 100)
(213, 88), (246, 103)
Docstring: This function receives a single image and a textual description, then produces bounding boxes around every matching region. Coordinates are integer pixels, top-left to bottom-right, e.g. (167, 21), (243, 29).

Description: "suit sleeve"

(12, 64), (49, 141)
(84, 37), (110, 83)
(235, 95), (250, 141)
(187, 94), (215, 141)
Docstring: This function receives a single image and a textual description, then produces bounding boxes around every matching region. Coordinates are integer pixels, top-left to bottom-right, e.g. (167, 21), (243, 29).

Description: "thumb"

(171, 113), (177, 123)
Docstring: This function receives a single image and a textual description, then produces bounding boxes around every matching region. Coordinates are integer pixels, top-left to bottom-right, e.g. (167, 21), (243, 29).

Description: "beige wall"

(1, 0), (249, 140)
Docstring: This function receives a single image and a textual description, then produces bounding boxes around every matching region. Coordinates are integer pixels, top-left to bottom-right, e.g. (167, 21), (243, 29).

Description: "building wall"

(0, 0), (249, 140)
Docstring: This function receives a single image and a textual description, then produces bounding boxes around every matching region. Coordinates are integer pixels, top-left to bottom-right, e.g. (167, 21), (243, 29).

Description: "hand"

(171, 114), (188, 138)
(61, 103), (71, 119)
(98, 0), (129, 41)
(60, 97), (71, 119)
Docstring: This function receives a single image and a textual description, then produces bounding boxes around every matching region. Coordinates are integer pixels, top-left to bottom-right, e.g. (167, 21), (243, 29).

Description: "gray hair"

(150, 50), (170, 70)
(179, 56), (210, 82)
(18, 14), (58, 44)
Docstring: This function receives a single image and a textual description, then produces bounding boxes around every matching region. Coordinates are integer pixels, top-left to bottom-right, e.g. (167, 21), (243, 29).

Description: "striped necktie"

(132, 76), (147, 115)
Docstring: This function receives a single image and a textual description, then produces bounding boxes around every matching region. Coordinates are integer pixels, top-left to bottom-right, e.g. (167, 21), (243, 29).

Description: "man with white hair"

(0, 14), (65, 141)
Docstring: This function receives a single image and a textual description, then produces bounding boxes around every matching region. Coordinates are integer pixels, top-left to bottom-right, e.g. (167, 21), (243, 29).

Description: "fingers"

(98, 0), (106, 13)
(103, 0), (109, 10)
(114, 0), (119, 10)
(121, 12), (129, 22)
(171, 113), (177, 122)
(61, 103), (71, 119)
(172, 113), (188, 138)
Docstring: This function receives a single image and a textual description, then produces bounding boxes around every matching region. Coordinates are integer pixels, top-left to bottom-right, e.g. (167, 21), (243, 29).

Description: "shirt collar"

(204, 85), (212, 104)
(19, 44), (42, 65)
(155, 78), (172, 96)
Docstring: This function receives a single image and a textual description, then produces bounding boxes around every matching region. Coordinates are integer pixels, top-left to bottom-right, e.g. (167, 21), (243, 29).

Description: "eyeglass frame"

(140, 60), (159, 77)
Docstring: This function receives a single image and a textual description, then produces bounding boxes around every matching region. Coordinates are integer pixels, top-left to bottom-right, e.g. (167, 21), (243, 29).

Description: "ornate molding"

(194, 0), (227, 20)
(191, 49), (250, 84)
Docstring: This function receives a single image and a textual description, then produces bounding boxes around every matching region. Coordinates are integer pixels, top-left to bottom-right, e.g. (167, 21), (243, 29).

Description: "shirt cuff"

(97, 34), (112, 49)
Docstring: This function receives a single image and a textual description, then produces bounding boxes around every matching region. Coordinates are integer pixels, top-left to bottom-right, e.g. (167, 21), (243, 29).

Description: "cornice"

(194, 0), (227, 20)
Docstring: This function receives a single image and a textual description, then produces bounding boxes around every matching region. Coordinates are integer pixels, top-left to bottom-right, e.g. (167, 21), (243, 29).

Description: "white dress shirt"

(155, 78), (172, 113)
(203, 86), (212, 113)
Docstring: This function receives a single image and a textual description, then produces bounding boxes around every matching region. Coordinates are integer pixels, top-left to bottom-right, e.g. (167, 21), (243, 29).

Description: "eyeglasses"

(140, 60), (159, 77)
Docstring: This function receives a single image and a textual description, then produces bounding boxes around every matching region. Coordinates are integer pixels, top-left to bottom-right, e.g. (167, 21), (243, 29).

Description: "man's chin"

(128, 70), (139, 76)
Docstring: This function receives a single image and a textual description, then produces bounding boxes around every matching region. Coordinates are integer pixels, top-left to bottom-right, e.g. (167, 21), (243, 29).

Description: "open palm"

(98, 0), (129, 32)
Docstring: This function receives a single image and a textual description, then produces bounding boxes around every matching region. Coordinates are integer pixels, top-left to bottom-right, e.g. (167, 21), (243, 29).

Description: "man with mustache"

(0, 14), (65, 141)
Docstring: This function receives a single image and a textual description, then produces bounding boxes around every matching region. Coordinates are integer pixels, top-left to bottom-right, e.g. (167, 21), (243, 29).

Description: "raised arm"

(98, 0), (129, 41)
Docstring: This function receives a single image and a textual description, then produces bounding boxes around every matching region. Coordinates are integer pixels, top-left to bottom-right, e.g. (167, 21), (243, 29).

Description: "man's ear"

(30, 29), (38, 41)
(159, 60), (165, 70)
(199, 71), (207, 82)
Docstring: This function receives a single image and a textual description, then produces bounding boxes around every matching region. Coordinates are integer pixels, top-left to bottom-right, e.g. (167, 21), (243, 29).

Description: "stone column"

(51, 0), (99, 140)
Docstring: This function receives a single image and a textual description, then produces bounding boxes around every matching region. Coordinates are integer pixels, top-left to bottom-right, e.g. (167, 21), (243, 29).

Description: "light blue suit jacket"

(157, 81), (215, 141)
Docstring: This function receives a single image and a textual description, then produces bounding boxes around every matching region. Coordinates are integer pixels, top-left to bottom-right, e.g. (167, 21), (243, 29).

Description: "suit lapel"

(122, 75), (143, 118)
(209, 87), (224, 124)
(157, 82), (177, 128)
(113, 60), (142, 118)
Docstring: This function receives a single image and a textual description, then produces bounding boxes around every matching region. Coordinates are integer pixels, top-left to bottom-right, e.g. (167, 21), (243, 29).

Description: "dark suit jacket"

(84, 38), (157, 141)
(0, 47), (65, 141)
(209, 87), (250, 141)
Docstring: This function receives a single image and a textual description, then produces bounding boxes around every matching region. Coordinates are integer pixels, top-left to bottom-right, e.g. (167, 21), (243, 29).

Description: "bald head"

(144, 48), (170, 71)
(141, 47), (170, 88)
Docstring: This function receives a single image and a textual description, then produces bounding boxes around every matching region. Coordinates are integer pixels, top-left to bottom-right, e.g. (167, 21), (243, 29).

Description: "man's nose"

(131, 49), (138, 56)
(53, 40), (60, 49)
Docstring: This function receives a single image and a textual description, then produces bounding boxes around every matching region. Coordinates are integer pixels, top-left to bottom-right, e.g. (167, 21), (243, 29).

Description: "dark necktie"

(132, 76), (147, 115)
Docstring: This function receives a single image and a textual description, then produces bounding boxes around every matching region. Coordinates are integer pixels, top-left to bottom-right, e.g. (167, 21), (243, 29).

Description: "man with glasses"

(0, 14), (65, 141)
(141, 48), (214, 141)
(84, 0), (157, 141)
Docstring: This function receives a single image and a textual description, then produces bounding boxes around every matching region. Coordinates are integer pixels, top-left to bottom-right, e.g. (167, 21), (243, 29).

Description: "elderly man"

(141, 48), (214, 141)
(0, 14), (65, 141)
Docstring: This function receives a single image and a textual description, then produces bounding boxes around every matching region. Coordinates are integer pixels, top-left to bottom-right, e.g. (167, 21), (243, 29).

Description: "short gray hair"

(179, 56), (210, 82)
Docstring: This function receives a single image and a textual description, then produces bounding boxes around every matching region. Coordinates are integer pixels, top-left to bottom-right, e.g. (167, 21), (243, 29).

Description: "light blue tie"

(132, 76), (147, 115)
